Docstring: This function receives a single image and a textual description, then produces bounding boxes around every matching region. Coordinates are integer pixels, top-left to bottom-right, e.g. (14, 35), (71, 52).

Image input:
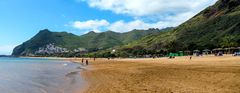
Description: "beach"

(70, 55), (240, 93)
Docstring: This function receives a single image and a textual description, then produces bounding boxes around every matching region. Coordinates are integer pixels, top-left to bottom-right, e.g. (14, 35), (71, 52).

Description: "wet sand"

(71, 55), (240, 93)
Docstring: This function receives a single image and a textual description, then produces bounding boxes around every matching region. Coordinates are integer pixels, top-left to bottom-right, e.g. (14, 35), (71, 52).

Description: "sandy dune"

(71, 55), (240, 93)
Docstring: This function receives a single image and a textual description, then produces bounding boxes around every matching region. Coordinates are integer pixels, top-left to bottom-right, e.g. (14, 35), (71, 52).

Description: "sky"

(0, 0), (218, 55)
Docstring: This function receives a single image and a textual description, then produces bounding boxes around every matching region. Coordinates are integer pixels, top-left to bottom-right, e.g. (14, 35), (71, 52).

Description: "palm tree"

(220, 35), (237, 54)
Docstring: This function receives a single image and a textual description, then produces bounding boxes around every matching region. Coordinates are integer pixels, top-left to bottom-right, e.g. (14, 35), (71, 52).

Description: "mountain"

(0, 55), (12, 57)
(120, 0), (240, 54)
(12, 28), (169, 56)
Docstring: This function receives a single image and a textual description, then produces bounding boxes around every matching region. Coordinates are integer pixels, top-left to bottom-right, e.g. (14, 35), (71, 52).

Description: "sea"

(0, 57), (85, 93)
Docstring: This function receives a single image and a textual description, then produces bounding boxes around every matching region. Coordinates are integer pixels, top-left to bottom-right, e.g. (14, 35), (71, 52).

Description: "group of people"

(81, 58), (89, 65)
(169, 56), (176, 59)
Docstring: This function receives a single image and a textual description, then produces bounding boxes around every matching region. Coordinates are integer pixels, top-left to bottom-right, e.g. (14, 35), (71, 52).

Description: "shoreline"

(17, 57), (90, 93)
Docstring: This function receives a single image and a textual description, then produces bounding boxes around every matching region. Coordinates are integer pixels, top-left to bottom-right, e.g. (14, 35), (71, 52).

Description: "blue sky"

(0, 0), (217, 55)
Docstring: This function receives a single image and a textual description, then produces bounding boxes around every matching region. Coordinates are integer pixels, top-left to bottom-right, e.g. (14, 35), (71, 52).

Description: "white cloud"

(72, 0), (218, 33)
(108, 20), (145, 32)
(72, 19), (110, 31)
(108, 20), (161, 33)
(72, 19), (178, 33)
(0, 45), (16, 55)
(83, 0), (217, 17)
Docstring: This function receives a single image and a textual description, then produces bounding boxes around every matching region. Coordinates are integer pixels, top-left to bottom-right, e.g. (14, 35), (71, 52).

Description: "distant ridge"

(0, 55), (12, 57)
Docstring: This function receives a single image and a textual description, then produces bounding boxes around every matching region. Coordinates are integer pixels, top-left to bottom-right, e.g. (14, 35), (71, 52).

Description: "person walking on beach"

(81, 58), (84, 64)
(190, 56), (192, 60)
(86, 60), (89, 65)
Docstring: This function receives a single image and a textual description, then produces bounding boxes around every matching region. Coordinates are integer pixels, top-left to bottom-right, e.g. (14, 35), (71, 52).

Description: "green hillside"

(12, 28), (166, 56)
(119, 0), (240, 54)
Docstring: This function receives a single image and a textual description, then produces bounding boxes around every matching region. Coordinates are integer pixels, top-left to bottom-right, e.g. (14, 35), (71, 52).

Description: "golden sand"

(71, 55), (240, 93)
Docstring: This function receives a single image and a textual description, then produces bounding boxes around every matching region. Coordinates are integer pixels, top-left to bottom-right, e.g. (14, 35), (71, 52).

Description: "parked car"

(233, 52), (240, 56)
